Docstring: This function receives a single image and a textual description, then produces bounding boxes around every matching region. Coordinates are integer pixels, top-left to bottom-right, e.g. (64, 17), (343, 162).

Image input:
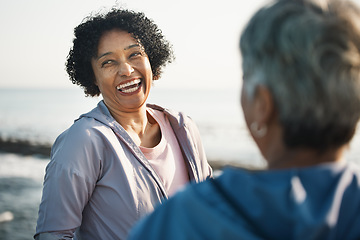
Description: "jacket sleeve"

(35, 121), (103, 238)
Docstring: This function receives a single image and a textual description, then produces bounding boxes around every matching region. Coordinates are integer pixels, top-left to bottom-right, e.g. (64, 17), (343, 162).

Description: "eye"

(129, 51), (143, 58)
(101, 60), (114, 67)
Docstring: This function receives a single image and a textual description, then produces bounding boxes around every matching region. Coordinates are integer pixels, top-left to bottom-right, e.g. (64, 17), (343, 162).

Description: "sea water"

(0, 87), (265, 165)
(0, 87), (359, 239)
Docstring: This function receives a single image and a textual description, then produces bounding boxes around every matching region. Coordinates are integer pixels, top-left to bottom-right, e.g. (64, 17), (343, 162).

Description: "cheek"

(141, 57), (153, 78)
(241, 87), (252, 125)
(91, 67), (113, 90)
(145, 66), (153, 79)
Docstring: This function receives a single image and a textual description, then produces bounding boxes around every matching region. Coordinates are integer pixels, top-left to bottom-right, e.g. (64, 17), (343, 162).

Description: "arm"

(35, 123), (102, 238)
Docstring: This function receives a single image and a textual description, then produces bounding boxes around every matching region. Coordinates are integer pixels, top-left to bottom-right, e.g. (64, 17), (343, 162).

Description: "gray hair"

(240, 0), (360, 150)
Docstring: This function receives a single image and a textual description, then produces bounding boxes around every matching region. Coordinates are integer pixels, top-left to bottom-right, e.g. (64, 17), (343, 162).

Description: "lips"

(116, 79), (142, 93)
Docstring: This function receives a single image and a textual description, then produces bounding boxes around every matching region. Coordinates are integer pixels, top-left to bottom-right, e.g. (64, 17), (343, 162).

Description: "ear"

(253, 85), (275, 127)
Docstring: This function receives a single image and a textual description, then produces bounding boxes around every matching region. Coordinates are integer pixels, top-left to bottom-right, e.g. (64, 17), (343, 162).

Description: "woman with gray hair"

(127, 0), (360, 239)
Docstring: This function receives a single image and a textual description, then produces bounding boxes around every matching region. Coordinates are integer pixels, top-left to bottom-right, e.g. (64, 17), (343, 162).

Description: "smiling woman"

(34, 8), (212, 240)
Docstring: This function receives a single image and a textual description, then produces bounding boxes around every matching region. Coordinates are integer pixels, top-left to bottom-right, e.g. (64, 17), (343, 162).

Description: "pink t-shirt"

(139, 108), (189, 196)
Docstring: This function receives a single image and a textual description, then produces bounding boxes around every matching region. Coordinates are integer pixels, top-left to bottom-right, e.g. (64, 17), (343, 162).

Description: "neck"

(104, 102), (160, 147)
(256, 118), (347, 169)
(267, 145), (347, 170)
(106, 103), (149, 135)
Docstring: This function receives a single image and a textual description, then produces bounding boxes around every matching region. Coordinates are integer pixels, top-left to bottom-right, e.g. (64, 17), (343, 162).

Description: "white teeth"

(122, 86), (139, 93)
(116, 79), (141, 90)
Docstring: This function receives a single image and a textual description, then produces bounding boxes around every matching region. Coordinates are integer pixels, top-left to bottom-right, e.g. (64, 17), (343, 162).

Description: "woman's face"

(91, 29), (153, 113)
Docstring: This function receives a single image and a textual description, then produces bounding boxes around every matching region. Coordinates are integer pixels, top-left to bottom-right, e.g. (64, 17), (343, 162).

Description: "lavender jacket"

(34, 100), (212, 240)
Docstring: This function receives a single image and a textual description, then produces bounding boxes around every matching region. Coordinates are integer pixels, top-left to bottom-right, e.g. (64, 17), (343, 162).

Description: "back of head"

(240, 0), (360, 151)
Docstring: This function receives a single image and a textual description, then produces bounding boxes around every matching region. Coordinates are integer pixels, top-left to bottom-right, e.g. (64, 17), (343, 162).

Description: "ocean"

(0, 87), (359, 239)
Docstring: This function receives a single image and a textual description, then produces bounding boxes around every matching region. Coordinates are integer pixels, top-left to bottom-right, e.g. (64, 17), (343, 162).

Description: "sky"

(0, 0), (268, 90)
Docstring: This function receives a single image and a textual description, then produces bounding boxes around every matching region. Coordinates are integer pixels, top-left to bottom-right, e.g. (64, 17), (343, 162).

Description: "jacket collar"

(78, 100), (169, 198)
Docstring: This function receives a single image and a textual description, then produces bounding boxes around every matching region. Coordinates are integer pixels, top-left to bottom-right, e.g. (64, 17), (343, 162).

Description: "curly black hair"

(66, 8), (174, 96)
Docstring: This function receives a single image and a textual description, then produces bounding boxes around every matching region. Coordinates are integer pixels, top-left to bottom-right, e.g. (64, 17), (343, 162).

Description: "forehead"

(97, 29), (139, 53)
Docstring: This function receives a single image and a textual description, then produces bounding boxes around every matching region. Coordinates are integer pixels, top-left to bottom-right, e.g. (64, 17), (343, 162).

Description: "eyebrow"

(124, 44), (140, 50)
(96, 44), (141, 60)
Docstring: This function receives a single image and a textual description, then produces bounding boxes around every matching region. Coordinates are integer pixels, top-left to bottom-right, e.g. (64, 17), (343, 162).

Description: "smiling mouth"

(116, 79), (142, 93)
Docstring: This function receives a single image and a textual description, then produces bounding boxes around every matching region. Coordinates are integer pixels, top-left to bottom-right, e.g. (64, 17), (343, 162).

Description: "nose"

(118, 62), (134, 76)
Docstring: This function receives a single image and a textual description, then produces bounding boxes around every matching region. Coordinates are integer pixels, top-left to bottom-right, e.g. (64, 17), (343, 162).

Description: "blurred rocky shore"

(0, 137), (252, 171)
(0, 137), (51, 158)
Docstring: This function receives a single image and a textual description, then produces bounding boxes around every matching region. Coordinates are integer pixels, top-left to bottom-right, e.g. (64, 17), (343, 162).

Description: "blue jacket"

(128, 161), (360, 240)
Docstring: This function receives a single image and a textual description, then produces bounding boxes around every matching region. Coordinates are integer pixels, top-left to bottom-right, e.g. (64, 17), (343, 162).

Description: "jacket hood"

(77, 100), (186, 131)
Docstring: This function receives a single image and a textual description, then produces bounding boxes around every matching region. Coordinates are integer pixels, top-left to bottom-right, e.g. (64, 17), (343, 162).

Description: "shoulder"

(337, 162), (360, 192)
(55, 116), (113, 146)
(344, 162), (360, 179)
(50, 117), (115, 169)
